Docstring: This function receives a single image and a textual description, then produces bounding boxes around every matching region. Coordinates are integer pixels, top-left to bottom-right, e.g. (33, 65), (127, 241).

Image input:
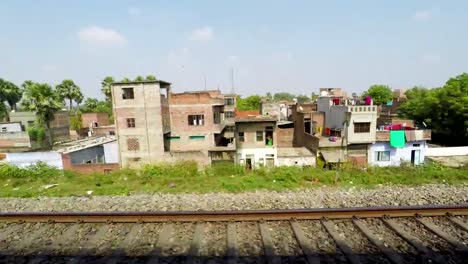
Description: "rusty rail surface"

(0, 204), (466, 223)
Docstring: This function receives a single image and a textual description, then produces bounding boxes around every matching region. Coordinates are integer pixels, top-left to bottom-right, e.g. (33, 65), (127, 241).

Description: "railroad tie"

(290, 221), (320, 264)
(352, 219), (403, 264)
(382, 218), (444, 264)
(448, 217), (468, 232)
(146, 223), (174, 264)
(321, 220), (360, 264)
(225, 222), (238, 264)
(417, 218), (468, 254)
(67, 224), (111, 264)
(28, 223), (81, 264)
(187, 223), (205, 264)
(259, 222), (281, 264)
(104, 223), (143, 264)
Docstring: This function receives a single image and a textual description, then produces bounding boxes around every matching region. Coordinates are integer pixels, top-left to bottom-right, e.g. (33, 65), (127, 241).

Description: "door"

(411, 150), (421, 165)
(245, 158), (253, 170)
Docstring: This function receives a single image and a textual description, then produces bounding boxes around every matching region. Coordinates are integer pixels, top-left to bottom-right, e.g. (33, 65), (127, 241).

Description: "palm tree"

(22, 81), (63, 145)
(101, 76), (114, 102)
(0, 78), (22, 121)
(75, 90), (84, 108)
(56, 79), (82, 109)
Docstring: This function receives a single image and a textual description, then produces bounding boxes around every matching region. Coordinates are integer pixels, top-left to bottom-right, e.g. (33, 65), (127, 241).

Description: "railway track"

(0, 204), (467, 263)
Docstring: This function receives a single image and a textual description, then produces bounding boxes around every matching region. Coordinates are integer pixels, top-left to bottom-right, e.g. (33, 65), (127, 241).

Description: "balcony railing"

(376, 129), (431, 141)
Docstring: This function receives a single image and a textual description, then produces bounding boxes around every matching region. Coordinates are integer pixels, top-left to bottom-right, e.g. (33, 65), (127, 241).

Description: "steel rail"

(0, 204), (466, 223)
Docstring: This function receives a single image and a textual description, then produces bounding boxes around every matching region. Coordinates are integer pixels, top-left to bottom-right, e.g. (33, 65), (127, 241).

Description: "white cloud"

(412, 10), (433, 21)
(78, 26), (127, 47)
(189, 26), (214, 42)
(128, 7), (142, 16)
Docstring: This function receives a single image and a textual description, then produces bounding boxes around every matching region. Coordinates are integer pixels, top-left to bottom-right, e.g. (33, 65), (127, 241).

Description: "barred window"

(354, 122), (370, 133)
(126, 118), (135, 128)
(188, 115), (204, 126)
(127, 138), (140, 151)
(256, 131), (264, 141)
(375, 151), (390, 161)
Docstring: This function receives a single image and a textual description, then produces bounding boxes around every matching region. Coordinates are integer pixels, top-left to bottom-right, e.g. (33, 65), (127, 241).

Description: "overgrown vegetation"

(0, 161), (466, 198)
(27, 126), (46, 145)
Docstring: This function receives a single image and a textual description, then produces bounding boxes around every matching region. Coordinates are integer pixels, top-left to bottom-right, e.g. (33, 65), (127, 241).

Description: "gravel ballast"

(0, 184), (466, 212)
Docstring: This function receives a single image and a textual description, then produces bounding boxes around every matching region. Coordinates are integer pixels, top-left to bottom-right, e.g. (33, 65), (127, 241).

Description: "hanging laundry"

(404, 130), (416, 141)
(332, 98), (340, 105)
(390, 130), (406, 148)
(365, 96), (371, 105)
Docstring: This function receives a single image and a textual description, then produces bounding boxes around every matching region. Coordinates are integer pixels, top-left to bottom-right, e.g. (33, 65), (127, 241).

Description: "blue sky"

(1, 0), (467, 99)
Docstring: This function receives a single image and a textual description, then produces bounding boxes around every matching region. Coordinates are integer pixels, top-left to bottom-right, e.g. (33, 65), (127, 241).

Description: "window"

(126, 118), (135, 128)
(225, 111), (235, 118)
(354, 122), (371, 133)
(256, 131), (264, 141)
(413, 144), (420, 147)
(122, 88), (134, 99)
(225, 98), (235, 106)
(238, 132), (245, 142)
(127, 138), (140, 151)
(188, 115), (204, 126)
(213, 112), (221, 124)
(1, 127), (6, 132)
(189, 135), (205, 140)
(109, 131), (115, 135)
(376, 151), (390, 161)
(169, 136), (181, 141)
(225, 125), (235, 132)
(265, 126), (274, 146)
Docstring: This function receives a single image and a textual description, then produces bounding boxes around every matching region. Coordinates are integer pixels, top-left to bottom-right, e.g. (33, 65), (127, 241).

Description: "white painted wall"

(4, 152), (63, 169)
(368, 141), (427, 167)
(277, 156), (315, 167)
(236, 147), (277, 168)
(426, 147), (468, 156)
(103, 141), (119, 163)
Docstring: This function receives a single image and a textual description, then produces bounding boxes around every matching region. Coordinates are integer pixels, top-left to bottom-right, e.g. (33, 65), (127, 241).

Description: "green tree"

(121, 77), (131, 83)
(146, 75), (157, 81)
(273, 92), (295, 102)
(55, 79), (82, 109)
(21, 82), (63, 145)
(83, 98), (99, 110)
(1, 80), (22, 111)
(311, 92), (318, 101)
(75, 91), (84, 107)
(399, 73), (468, 146)
(264, 92), (273, 101)
(101, 76), (114, 101)
(237, 95), (262, 111)
(134, 76), (145, 82)
(363, 85), (393, 105)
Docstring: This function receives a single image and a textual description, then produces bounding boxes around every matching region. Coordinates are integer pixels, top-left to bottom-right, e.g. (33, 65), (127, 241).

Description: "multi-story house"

(111, 80), (172, 168)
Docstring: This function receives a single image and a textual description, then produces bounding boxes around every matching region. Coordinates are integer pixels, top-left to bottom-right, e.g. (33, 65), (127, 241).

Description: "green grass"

(0, 161), (466, 197)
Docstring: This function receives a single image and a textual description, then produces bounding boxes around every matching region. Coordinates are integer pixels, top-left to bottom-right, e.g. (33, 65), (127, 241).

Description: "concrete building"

(56, 136), (119, 173)
(111, 80), (171, 168)
(9, 111), (70, 143)
(235, 116), (278, 169)
(0, 121), (39, 152)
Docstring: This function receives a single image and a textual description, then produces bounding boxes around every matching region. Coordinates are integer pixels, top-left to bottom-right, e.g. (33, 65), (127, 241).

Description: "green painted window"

(189, 135), (205, 140)
(169, 136), (180, 141)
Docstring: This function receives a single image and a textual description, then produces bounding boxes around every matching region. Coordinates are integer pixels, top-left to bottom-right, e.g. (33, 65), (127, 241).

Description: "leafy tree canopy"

(273, 92), (296, 102)
(237, 95), (262, 111)
(101, 76), (115, 101)
(55, 79), (82, 109)
(146, 75), (157, 81)
(363, 85), (393, 105)
(399, 73), (468, 146)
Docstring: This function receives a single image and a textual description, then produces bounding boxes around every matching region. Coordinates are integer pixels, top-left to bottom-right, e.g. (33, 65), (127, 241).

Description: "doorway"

(411, 150), (420, 165)
(245, 158), (253, 170)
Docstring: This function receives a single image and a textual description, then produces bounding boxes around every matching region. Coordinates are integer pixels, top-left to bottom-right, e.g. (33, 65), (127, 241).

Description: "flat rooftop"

(235, 116), (278, 123)
(112, 80), (172, 86)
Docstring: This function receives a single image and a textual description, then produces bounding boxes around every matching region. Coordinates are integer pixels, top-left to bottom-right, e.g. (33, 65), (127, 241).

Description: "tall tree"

(56, 79), (82, 109)
(83, 98), (99, 110)
(146, 75), (157, 81)
(399, 73), (468, 146)
(296, 95), (310, 103)
(75, 90), (84, 107)
(134, 76), (145, 81)
(363, 85), (393, 105)
(101, 76), (114, 102)
(22, 82), (63, 145)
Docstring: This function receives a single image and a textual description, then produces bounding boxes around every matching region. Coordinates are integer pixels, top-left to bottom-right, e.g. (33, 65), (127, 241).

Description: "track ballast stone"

(0, 184), (466, 212)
